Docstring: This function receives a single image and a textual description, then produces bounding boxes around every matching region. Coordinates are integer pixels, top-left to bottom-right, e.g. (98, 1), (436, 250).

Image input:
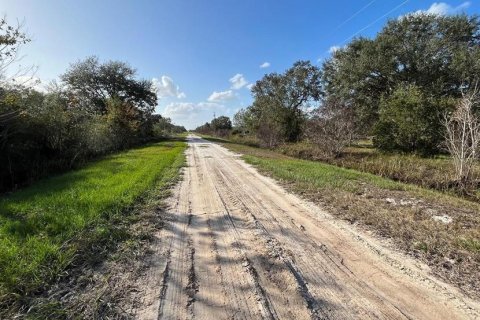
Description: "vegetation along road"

(133, 135), (480, 319)
(0, 140), (187, 318)
(2, 10), (480, 320)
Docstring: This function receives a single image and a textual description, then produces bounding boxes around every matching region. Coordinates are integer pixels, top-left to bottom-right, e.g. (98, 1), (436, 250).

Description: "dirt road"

(134, 135), (480, 319)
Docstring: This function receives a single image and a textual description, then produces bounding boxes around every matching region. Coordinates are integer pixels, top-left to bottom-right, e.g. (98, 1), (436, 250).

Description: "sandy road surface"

(134, 135), (480, 319)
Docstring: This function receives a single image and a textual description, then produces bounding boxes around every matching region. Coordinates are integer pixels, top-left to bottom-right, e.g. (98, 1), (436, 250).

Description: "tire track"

(133, 135), (480, 320)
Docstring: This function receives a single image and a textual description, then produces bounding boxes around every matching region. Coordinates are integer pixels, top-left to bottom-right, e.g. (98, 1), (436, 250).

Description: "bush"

(306, 101), (356, 158)
(373, 84), (453, 155)
(0, 19), (183, 193)
(444, 88), (480, 192)
(0, 87), (165, 193)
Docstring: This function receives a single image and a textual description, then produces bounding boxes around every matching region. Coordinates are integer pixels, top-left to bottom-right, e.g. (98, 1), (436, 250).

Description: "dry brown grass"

(229, 135), (480, 199)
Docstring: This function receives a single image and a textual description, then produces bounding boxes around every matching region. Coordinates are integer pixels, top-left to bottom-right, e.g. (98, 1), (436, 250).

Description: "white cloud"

(163, 102), (225, 118)
(329, 46), (341, 54)
(207, 90), (236, 102)
(246, 83), (254, 90)
(413, 2), (470, 16)
(152, 76), (185, 99)
(260, 62), (270, 68)
(162, 101), (228, 129)
(229, 73), (248, 90)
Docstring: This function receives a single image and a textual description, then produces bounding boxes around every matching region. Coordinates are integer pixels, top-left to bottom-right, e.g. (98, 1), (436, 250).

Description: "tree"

(322, 14), (480, 134)
(0, 16), (35, 86)
(61, 56), (157, 114)
(233, 108), (247, 132)
(195, 122), (212, 135)
(211, 115), (232, 136)
(306, 99), (356, 158)
(373, 84), (453, 155)
(106, 98), (142, 148)
(322, 38), (382, 131)
(152, 115), (186, 136)
(444, 86), (480, 191)
(249, 60), (322, 146)
(0, 17), (35, 184)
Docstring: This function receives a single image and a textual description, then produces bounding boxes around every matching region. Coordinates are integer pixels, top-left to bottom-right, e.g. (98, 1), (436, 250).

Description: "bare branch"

(0, 16), (36, 87)
(443, 82), (480, 191)
(306, 100), (357, 158)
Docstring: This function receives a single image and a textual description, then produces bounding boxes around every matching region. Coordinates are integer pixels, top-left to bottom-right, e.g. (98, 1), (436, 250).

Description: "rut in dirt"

(133, 135), (480, 320)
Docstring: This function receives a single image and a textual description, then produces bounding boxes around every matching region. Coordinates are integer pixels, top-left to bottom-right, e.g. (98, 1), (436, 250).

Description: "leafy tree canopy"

(61, 56), (157, 114)
(322, 14), (480, 132)
(249, 60), (322, 144)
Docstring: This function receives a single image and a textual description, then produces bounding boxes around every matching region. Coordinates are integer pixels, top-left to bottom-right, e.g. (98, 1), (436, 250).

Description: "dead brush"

(444, 85), (480, 194)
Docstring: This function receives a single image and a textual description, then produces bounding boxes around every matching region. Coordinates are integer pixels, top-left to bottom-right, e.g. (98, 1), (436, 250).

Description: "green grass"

(244, 155), (404, 193)
(222, 140), (480, 208)
(215, 134), (480, 198)
(0, 140), (186, 306)
(281, 142), (480, 199)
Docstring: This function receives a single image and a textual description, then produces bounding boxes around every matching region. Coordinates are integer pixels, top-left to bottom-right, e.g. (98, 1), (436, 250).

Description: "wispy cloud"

(335, 0), (377, 30)
(414, 1), (470, 15)
(343, 0), (410, 43)
(259, 62), (270, 68)
(207, 90), (236, 102)
(229, 73), (248, 90)
(152, 76), (185, 99)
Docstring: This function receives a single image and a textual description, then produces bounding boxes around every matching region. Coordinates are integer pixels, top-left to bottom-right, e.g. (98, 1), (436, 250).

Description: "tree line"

(240, 14), (480, 151)
(0, 19), (185, 192)
(195, 115), (232, 137)
(207, 14), (480, 189)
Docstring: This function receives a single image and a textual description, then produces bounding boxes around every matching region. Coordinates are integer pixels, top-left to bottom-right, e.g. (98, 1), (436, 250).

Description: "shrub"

(444, 87), (480, 192)
(374, 84), (453, 155)
(306, 101), (356, 158)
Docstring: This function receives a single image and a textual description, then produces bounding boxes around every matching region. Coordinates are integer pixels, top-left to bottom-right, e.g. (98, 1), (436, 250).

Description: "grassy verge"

(213, 134), (480, 198)
(277, 141), (480, 197)
(0, 140), (186, 314)
(212, 139), (480, 298)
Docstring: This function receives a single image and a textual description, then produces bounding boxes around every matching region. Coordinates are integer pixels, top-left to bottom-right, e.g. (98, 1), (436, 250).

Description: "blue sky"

(1, 0), (478, 129)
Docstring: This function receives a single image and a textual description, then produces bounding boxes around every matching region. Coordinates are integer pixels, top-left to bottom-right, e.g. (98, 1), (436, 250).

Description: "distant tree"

(211, 115), (232, 136)
(211, 115), (232, 130)
(61, 56), (157, 114)
(250, 60), (322, 146)
(152, 115), (186, 136)
(194, 122), (212, 135)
